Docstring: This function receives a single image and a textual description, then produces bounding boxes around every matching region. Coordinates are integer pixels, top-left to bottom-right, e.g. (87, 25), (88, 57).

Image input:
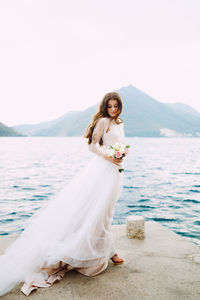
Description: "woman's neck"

(107, 116), (118, 123)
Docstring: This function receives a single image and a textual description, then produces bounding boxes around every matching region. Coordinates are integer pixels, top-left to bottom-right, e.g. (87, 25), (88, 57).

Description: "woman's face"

(107, 99), (119, 118)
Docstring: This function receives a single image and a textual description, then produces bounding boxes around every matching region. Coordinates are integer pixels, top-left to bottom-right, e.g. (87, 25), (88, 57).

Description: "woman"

(0, 91), (127, 296)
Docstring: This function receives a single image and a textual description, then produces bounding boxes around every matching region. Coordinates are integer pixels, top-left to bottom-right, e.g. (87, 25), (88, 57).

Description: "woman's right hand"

(104, 154), (123, 166)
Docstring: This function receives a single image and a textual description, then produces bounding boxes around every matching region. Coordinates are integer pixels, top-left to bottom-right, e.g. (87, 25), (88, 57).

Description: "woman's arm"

(88, 118), (107, 158)
(88, 118), (122, 166)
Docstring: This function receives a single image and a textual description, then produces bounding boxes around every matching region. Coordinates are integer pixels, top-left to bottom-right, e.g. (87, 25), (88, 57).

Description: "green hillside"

(0, 122), (25, 137)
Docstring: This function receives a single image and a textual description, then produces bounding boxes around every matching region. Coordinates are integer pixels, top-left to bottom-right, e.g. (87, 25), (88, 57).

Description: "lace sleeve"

(88, 118), (107, 158)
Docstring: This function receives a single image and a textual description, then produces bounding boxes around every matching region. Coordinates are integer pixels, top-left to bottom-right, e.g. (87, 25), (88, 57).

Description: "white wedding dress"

(0, 117), (126, 296)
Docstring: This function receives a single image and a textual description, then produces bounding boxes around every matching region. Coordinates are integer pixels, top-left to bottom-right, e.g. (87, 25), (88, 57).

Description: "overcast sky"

(0, 0), (200, 126)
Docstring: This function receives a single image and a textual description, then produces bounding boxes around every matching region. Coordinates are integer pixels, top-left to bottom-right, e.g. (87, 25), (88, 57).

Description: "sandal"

(111, 253), (124, 264)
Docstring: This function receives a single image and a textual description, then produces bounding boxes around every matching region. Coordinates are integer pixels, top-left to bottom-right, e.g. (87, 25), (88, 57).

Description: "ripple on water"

(175, 231), (199, 239)
(123, 186), (134, 189)
(0, 218), (15, 223)
(138, 198), (150, 202)
(168, 205), (181, 209)
(34, 207), (41, 210)
(183, 199), (200, 204)
(19, 214), (33, 218)
(185, 172), (200, 175)
(194, 220), (200, 226)
(127, 205), (155, 209)
(189, 189), (200, 193)
(29, 195), (47, 201)
(148, 217), (181, 223)
(32, 195), (48, 198)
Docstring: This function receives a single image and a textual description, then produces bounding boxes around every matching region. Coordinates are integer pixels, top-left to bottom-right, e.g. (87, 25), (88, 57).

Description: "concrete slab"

(0, 221), (200, 300)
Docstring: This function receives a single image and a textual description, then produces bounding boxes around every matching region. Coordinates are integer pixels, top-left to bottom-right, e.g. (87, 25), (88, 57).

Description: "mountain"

(13, 85), (200, 137)
(0, 122), (25, 137)
(14, 107), (98, 136)
(14, 111), (81, 136)
(119, 85), (200, 137)
(165, 102), (200, 117)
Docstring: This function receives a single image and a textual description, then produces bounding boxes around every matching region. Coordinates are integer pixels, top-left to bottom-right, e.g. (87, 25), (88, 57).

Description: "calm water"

(0, 137), (200, 247)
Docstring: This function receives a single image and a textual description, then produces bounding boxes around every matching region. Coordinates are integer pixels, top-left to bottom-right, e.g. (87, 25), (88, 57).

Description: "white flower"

(106, 148), (115, 158)
(118, 144), (125, 153)
(112, 142), (120, 150)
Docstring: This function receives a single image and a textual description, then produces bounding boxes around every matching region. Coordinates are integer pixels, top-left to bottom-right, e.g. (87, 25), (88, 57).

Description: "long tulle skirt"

(0, 154), (124, 296)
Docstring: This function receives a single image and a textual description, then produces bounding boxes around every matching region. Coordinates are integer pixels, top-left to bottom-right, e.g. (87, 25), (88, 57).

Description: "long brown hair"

(83, 92), (123, 145)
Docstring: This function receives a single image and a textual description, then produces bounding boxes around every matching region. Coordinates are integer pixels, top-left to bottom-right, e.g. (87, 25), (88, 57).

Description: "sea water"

(0, 137), (199, 246)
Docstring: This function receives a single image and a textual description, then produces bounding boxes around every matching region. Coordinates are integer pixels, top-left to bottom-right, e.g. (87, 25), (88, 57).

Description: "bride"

(0, 91), (127, 296)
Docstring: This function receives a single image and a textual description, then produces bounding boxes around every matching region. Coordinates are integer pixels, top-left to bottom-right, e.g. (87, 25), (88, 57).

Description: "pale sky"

(0, 0), (200, 126)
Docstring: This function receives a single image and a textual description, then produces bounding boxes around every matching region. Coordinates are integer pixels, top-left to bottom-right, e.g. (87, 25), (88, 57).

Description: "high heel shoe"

(111, 253), (124, 264)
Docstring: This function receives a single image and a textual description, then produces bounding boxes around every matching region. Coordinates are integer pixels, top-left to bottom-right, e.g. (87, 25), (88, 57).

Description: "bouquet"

(106, 143), (130, 172)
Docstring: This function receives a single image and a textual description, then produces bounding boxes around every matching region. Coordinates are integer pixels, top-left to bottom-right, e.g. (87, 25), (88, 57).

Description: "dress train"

(0, 154), (124, 296)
